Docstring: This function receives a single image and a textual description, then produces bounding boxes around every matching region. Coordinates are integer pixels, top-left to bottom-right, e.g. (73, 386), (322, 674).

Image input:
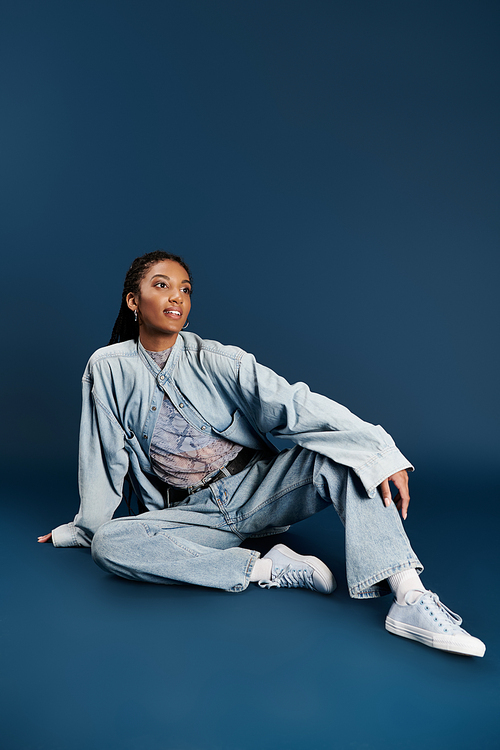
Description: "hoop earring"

(182, 320), (189, 330)
(134, 310), (138, 322)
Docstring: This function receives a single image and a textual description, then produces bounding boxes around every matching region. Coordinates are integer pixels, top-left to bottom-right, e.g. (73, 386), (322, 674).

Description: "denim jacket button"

(143, 434), (147, 439)
(179, 403), (184, 408)
(152, 406), (157, 411)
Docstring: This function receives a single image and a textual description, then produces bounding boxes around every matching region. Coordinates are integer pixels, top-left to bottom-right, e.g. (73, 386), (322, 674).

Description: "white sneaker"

(258, 544), (336, 594)
(385, 590), (486, 657)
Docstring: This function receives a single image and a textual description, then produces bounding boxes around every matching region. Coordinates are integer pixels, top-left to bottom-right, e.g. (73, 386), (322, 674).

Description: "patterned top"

(146, 348), (243, 488)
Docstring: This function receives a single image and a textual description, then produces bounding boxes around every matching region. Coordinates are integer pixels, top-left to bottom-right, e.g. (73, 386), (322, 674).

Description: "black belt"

(205, 446), (258, 484)
(163, 446), (258, 508)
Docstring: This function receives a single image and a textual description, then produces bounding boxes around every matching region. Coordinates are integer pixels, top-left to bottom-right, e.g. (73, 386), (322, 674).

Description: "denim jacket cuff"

(52, 522), (91, 548)
(356, 446), (414, 498)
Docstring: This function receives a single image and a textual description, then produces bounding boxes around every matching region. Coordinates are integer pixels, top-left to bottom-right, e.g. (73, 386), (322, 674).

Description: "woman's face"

(126, 260), (192, 348)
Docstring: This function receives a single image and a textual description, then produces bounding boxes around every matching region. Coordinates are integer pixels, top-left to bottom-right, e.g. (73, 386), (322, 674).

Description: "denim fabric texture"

(51, 332), (418, 595)
(91, 446), (422, 597)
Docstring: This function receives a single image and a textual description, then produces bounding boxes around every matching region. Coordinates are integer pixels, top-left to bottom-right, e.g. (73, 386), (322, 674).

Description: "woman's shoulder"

(83, 340), (138, 377)
(180, 331), (247, 362)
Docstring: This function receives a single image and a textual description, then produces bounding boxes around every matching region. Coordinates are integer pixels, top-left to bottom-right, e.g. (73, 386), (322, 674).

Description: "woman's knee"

(91, 519), (128, 569)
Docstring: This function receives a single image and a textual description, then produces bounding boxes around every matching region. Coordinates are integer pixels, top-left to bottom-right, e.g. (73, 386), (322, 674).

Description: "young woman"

(39, 251), (485, 657)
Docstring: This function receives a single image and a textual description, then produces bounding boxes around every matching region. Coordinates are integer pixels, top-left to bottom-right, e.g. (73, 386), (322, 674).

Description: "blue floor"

(1, 466), (499, 750)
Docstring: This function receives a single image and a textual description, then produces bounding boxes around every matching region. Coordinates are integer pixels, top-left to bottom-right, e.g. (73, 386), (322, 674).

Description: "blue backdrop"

(1, 3), (499, 749)
(2, 0), (498, 476)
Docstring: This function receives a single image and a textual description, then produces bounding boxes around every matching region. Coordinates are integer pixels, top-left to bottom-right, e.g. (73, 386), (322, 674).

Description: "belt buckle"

(187, 474), (212, 494)
(192, 469), (222, 494)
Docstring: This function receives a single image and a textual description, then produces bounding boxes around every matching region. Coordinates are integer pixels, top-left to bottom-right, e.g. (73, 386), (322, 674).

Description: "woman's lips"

(164, 309), (182, 319)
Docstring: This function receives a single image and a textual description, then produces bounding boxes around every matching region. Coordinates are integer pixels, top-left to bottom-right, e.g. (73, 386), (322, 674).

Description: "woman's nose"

(169, 287), (182, 302)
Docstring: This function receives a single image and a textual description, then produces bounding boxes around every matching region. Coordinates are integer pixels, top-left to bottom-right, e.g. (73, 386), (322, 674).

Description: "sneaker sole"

(272, 544), (336, 594)
(385, 616), (485, 657)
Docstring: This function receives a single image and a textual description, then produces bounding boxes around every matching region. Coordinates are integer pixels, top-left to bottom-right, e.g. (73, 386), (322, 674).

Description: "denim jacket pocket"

(213, 409), (243, 439)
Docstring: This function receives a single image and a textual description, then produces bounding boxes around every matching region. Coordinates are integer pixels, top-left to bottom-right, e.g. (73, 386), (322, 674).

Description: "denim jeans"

(91, 446), (422, 598)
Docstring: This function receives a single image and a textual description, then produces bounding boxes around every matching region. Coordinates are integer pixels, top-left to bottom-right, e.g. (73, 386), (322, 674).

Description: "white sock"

(250, 557), (273, 582)
(388, 569), (426, 604)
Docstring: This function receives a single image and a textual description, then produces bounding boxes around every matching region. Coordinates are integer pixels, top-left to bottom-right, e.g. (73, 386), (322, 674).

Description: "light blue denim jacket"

(52, 332), (413, 547)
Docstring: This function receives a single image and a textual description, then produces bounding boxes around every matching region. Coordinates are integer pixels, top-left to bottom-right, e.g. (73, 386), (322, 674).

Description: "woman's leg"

(220, 446), (422, 598)
(93, 446), (421, 597)
(90, 449), (486, 654)
(91, 513), (258, 592)
(231, 448), (485, 655)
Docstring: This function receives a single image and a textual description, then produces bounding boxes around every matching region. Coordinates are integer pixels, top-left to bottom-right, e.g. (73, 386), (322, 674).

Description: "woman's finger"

(379, 478), (392, 507)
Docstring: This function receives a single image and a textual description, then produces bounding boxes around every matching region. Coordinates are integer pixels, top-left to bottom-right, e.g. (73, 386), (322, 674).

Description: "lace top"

(146, 348), (243, 488)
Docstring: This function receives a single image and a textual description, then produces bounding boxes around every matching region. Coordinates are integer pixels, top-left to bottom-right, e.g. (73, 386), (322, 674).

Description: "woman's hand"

(379, 470), (410, 520)
(38, 533), (53, 543)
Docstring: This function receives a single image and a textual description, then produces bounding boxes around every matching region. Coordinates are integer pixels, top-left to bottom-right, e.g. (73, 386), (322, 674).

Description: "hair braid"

(108, 251), (193, 345)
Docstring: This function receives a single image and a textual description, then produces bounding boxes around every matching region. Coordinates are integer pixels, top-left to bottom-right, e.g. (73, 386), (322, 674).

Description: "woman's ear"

(126, 292), (138, 312)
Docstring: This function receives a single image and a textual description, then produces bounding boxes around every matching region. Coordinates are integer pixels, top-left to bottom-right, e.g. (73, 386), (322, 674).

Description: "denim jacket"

(52, 332), (413, 547)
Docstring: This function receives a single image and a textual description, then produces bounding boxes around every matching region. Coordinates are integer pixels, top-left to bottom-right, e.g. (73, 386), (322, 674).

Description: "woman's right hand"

(38, 532), (53, 543)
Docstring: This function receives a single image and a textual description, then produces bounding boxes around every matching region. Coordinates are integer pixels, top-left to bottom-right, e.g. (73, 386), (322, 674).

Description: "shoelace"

(408, 591), (463, 633)
(258, 564), (315, 590)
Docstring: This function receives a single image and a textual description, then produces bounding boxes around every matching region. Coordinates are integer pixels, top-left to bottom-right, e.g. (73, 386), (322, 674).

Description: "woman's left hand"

(379, 470), (410, 520)
(38, 533), (53, 543)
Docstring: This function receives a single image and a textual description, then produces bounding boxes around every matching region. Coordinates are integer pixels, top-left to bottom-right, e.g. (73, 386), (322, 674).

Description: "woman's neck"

(139, 330), (179, 352)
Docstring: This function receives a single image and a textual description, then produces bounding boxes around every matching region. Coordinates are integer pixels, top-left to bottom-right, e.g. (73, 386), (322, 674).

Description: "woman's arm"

(236, 352), (413, 499)
(45, 377), (130, 547)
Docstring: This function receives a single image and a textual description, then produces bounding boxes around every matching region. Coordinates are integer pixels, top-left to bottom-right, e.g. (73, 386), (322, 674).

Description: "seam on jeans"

(141, 522), (202, 557)
(236, 475), (314, 523)
(242, 550), (259, 590)
(138, 521), (155, 536)
(214, 489), (246, 540)
(167, 536), (202, 557)
(384, 501), (418, 550)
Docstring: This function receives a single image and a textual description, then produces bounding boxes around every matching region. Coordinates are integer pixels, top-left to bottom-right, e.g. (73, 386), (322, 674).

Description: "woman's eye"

(155, 282), (167, 289)
(181, 287), (192, 295)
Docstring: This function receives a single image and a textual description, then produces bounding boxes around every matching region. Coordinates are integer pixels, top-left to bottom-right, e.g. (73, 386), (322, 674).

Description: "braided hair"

(108, 250), (193, 345)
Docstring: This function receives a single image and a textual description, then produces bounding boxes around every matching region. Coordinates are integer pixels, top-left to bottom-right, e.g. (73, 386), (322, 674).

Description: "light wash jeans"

(91, 446), (422, 598)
